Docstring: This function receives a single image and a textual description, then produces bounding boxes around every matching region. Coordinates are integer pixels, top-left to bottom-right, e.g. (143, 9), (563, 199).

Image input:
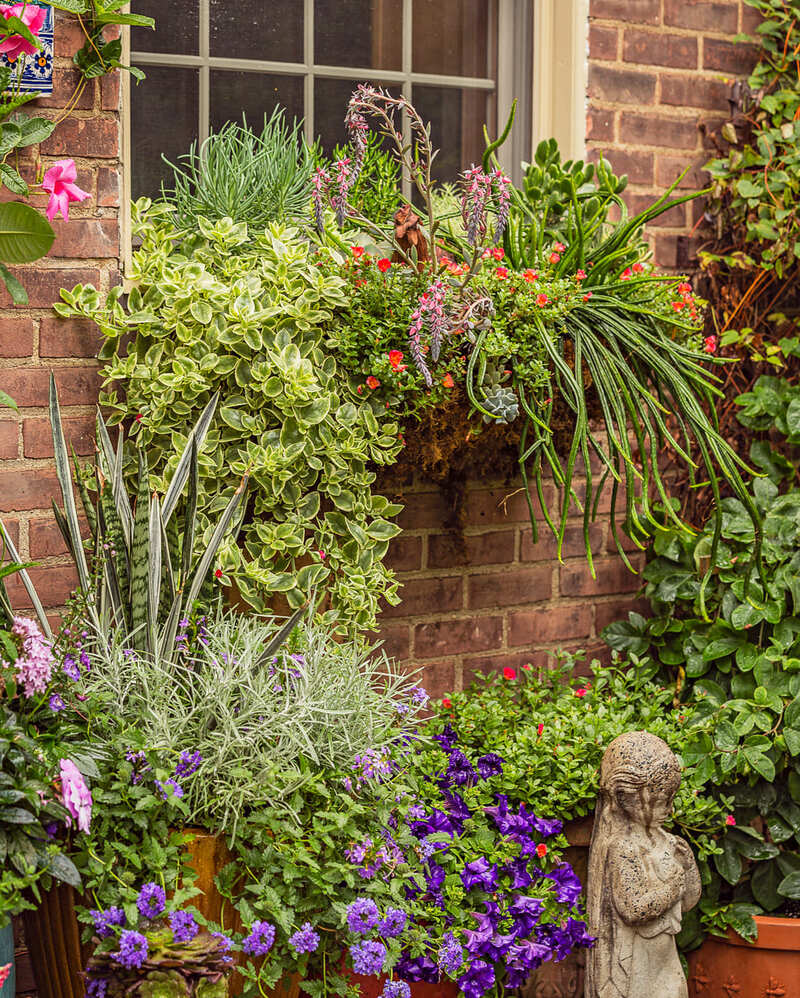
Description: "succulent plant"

(481, 385), (520, 425)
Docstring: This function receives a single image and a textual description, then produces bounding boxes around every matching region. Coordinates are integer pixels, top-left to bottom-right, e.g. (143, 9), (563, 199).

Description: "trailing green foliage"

(163, 109), (314, 229)
(56, 210), (404, 630)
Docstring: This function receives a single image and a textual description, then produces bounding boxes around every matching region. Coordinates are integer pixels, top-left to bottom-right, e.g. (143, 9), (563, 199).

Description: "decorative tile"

(1, 3), (53, 95)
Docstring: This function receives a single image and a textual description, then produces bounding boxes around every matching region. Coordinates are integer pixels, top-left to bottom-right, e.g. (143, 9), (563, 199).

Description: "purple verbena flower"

(115, 930), (148, 970)
(381, 982), (411, 998)
(174, 750), (202, 779)
(90, 906), (125, 939)
(437, 931), (464, 976)
(169, 909), (199, 944)
(350, 939), (386, 977)
(346, 896), (380, 934)
(242, 920), (275, 956)
(289, 921), (320, 954)
(155, 778), (184, 801)
(86, 978), (108, 998)
(136, 882), (166, 920)
(379, 907), (407, 938)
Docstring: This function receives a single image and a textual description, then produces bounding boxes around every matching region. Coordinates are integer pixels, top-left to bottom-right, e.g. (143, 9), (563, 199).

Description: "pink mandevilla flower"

(0, 3), (46, 60)
(60, 758), (92, 833)
(42, 159), (91, 223)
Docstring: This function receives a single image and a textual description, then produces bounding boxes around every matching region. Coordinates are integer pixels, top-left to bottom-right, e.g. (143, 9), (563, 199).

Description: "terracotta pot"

(687, 915), (800, 997)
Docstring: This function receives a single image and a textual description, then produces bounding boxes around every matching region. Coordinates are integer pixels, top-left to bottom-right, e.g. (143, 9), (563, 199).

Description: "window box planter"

(687, 916), (800, 997)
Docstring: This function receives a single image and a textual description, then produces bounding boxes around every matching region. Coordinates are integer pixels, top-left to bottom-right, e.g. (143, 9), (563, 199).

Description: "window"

(129, 1), (534, 199)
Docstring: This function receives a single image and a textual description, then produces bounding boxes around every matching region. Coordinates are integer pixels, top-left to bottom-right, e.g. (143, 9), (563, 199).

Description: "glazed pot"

(0, 922), (14, 998)
(687, 915), (800, 997)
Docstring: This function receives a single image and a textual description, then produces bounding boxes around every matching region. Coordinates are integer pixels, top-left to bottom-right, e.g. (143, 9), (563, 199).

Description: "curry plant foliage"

(56, 208), (403, 629)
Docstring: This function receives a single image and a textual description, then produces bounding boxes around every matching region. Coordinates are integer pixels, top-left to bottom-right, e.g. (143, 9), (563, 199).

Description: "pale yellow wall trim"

(533, 0), (588, 162)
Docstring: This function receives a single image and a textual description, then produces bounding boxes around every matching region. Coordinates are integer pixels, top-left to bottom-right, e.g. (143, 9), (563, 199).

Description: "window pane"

(131, 0), (198, 55)
(412, 85), (493, 183)
(132, 66), (199, 198)
(210, 71), (305, 135)
(314, 77), (402, 155)
(412, 0), (495, 77)
(315, 0), (402, 70)
(210, 0), (303, 62)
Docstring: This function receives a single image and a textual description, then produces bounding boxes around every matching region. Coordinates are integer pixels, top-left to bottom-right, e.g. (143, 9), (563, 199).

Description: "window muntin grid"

(130, 1), (532, 198)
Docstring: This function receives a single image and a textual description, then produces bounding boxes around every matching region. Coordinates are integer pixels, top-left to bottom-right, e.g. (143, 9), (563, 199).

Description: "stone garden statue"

(585, 731), (701, 998)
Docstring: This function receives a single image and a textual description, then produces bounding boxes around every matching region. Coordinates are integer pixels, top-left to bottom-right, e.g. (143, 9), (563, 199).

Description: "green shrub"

(56, 208), (403, 630)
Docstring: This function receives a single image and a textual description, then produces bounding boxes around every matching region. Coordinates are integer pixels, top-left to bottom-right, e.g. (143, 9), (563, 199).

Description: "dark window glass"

(412, 0), (495, 77)
(314, 77), (402, 155)
(412, 84), (492, 184)
(132, 66), (199, 198)
(314, 0), (402, 70)
(210, 0), (303, 62)
(210, 71), (305, 135)
(131, 0), (198, 55)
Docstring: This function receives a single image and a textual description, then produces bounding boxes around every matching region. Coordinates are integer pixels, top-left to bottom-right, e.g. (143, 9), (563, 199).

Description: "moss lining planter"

(687, 915), (800, 997)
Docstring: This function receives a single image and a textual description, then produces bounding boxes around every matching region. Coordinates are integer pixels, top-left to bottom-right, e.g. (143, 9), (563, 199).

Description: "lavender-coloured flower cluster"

(10, 616), (53, 697)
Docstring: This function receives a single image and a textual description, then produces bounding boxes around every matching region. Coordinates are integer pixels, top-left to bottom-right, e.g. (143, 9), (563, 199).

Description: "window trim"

(532, 0), (588, 162)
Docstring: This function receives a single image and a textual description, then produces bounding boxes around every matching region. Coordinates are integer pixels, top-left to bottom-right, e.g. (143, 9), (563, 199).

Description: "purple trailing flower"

(531, 813), (564, 838)
(476, 753), (504, 779)
(169, 909), (199, 944)
(353, 747), (393, 783)
(460, 857), (497, 892)
(425, 859), (446, 896)
(86, 979), (108, 998)
(346, 896), (380, 934)
(350, 939), (386, 977)
(445, 749), (476, 787)
(462, 912), (495, 957)
(503, 856), (534, 890)
(155, 778), (184, 801)
(90, 906), (125, 939)
(62, 654), (81, 681)
(509, 895), (544, 936)
(289, 921), (320, 954)
(381, 982), (411, 998)
(546, 863), (583, 907)
(137, 882), (166, 920)
(379, 907), (407, 938)
(115, 930), (148, 970)
(49, 694), (66, 712)
(242, 920), (276, 956)
(432, 724), (457, 752)
(174, 750), (202, 779)
(395, 952), (439, 984)
(12, 616), (53, 696)
(457, 958), (495, 998)
(409, 685), (429, 706)
(407, 280), (450, 384)
(538, 917), (594, 961)
(505, 938), (552, 972)
(437, 932), (464, 976)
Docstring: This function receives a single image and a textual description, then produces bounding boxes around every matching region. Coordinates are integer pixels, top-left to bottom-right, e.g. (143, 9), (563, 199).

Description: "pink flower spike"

(0, 3), (46, 60)
(60, 758), (92, 833)
(41, 159), (90, 222)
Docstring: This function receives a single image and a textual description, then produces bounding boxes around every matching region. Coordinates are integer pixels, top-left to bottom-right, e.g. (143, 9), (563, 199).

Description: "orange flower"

(523, 269), (538, 282)
(678, 281), (692, 296)
(443, 373), (455, 388)
(536, 293), (549, 307)
(377, 258), (391, 273)
(620, 267), (632, 281)
(495, 266), (509, 279)
(553, 241), (566, 252)
(632, 262), (644, 273)
(582, 292), (593, 302)
(549, 252), (561, 264)
(442, 697), (452, 708)
(366, 375), (380, 389)
(389, 349), (406, 372)
(672, 301), (684, 311)
(536, 843), (548, 858)
(575, 269), (587, 280)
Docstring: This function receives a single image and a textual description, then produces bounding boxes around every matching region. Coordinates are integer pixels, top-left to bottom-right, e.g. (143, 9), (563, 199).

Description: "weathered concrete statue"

(585, 731), (701, 998)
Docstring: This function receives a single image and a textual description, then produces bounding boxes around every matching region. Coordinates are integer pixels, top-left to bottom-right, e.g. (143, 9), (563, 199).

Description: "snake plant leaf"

(183, 474), (249, 610)
(95, 411), (133, 548)
(147, 493), (162, 653)
(180, 437), (199, 587)
(161, 392), (219, 525)
(50, 375), (90, 595)
(255, 603), (307, 669)
(129, 450), (151, 651)
(0, 517), (51, 638)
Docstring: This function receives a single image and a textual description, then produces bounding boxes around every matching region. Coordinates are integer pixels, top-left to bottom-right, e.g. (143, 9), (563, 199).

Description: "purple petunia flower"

(379, 907), (407, 938)
(136, 882), (166, 920)
(460, 857), (497, 892)
(381, 982), (411, 998)
(169, 909), (199, 943)
(49, 694), (66, 712)
(462, 912), (495, 956)
(115, 930), (148, 969)
(532, 813), (564, 837)
(432, 724), (457, 752)
(546, 863), (583, 907)
(509, 895), (544, 936)
(242, 920), (276, 956)
(446, 749), (476, 787)
(350, 939), (386, 977)
(503, 856), (534, 890)
(346, 896), (380, 934)
(90, 906), (125, 938)
(458, 958), (495, 998)
(289, 922), (320, 954)
(476, 753), (504, 779)
(395, 953), (439, 983)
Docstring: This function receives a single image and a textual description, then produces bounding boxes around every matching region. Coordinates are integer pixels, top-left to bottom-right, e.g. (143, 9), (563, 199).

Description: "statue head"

(599, 731), (681, 829)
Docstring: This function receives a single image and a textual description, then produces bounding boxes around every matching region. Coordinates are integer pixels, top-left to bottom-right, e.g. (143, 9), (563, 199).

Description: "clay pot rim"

(724, 915), (800, 951)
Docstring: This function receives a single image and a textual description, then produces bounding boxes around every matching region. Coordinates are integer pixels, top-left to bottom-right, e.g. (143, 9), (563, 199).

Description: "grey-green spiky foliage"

(0, 376), (256, 659)
(162, 107), (314, 230)
(80, 607), (427, 834)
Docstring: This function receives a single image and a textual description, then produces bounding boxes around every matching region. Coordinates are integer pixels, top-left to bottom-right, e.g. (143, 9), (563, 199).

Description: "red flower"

(442, 697), (452, 708)
(503, 667), (517, 680)
(492, 247), (504, 260)
(704, 335), (717, 354)
(522, 663), (531, 671)
(377, 258), (391, 273)
(582, 292), (593, 302)
(678, 281), (692, 296)
(318, 550), (326, 560)
(495, 266), (509, 279)
(553, 241), (566, 252)
(135, 413), (143, 422)
(523, 269), (538, 283)
(537, 722), (544, 737)
(536, 843), (548, 858)
(214, 568), (223, 579)
(549, 252), (561, 264)
(536, 293), (549, 307)
(575, 269), (587, 280)
(389, 349), (406, 372)
(352, 246), (365, 258)
(575, 687), (588, 698)
(632, 262), (644, 273)
(672, 301), (684, 311)
(443, 373), (455, 388)
(366, 376), (380, 389)
(620, 267), (632, 281)
(725, 814), (736, 826)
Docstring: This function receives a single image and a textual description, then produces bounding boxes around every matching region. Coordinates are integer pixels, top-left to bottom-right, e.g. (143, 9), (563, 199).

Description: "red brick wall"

(587, 0), (760, 269)
(0, 12), (120, 621)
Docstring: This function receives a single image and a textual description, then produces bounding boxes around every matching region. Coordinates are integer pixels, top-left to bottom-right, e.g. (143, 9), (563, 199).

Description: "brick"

(588, 147), (654, 185)
(703, 38), (759, 74)
(0, 268), (101, 309)
(385, 534), (422, 573)
(509, 605), (592, 647)
(0, 468), (61, 512)
(33, 68), (94, 110)
(414, 660), (455, 699)
(428, 530), (515, 569)
(23, 414), (95, 459)
(415, 615), (503, 658)
(396, 491), (451, 530)
(97, 167), (120, 207)
(660, 75), (730, 111)
(101, 72), (120, 112)
(587, 107), (616, 142)
(0, 317), (34, 357)
(39, 316), (103, 358)
(740, 4), (764, 34)
(465, 485), (553, 526)
(521, 523), (605, 562)
(589, 0), (659, 23)
(656, 153), (709, 191)
(619, 112), (699, 149)
(377, 623), (410, 662)
(594, 597), (651, 636)
(0, 516), (19, 552)
(663, 0), (739, 34)
(623, 192), (687, 227)
(588, 65), (656, 104)
(560, 558), (643, 597)
(40, 117), (119, 159)
(0, 366), (100, 408)
(654, 232), (680, 268)
(589, 24), (618, 61)
(5, 565), (78, 609)
(0, 419), (17, 459)
(51, 219), (119, 259)
(623, 30), (698, 70)
(468, 565), (552, 609)
(54, 16), (87, 57)
(382, 576), (463, 618)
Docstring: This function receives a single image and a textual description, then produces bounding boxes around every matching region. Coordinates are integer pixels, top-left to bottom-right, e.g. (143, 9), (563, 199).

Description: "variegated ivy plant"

(56, 208), (404, 631)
